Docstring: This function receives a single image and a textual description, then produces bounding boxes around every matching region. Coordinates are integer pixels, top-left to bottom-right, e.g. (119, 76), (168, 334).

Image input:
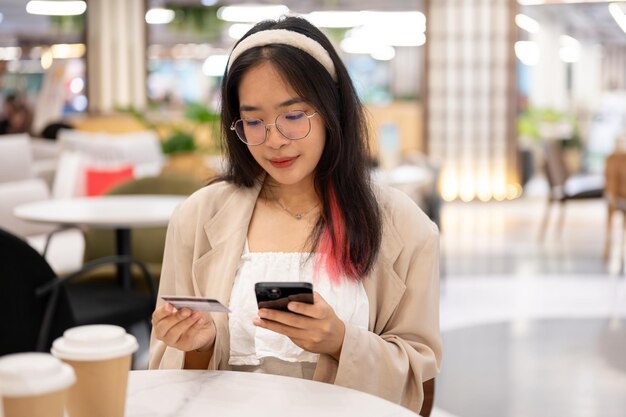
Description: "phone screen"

(255, 282), (314, 311)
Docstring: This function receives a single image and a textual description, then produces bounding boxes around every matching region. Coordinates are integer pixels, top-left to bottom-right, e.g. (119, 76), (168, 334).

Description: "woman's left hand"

(253, 292), (345, 360)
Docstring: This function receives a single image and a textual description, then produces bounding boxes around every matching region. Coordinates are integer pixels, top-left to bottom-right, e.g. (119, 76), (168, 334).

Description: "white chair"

(0, 178), (53, 237)
(30, 137), (60, 188)
(0, 134), (35, 182)
(52, 129), (165, 199)
(0, 178), (84, 274)
(58, 129), (164, 177)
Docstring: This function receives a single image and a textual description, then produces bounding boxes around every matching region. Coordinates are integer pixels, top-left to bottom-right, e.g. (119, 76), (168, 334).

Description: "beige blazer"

(149, 179), (442, 411)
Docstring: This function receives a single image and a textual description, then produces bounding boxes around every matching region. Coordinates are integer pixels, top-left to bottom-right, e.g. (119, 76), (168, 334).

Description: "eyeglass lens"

(234, 111), (312, 145)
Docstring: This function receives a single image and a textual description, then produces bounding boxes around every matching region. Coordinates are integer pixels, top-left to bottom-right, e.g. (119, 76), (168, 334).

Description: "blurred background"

(0, 1), (625, 417)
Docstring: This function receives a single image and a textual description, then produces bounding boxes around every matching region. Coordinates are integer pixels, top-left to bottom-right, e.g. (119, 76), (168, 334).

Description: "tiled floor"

(432, 196), (626, 417)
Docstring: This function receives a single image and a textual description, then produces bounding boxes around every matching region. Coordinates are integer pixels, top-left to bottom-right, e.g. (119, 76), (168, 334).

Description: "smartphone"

(255, 282), (314, 311)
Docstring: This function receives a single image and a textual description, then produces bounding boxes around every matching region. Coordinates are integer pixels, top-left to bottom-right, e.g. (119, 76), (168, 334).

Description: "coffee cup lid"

(0, 352), (75, 397)
(51, 324), (138, 361)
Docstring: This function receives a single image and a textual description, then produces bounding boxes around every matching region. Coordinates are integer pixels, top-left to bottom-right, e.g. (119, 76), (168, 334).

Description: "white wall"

(572, 44), (603, 113)
(527, 11), (603, 114)
(391, 46), (422, 99)
(529, 19), (568, 110)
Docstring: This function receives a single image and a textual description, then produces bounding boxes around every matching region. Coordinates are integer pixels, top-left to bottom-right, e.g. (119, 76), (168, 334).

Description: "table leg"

(115, 228), (132, 289)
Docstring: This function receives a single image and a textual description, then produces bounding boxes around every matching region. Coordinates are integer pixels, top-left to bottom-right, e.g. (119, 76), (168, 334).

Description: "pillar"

(86, 0), (146, 113)
(424, 0), (519, 202)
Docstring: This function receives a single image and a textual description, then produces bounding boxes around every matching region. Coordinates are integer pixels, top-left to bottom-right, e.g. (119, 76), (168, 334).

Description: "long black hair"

(220, 16), (381, 280)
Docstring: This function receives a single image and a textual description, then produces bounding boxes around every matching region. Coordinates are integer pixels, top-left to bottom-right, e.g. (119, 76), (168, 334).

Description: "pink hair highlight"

(314, 183), (359, 283)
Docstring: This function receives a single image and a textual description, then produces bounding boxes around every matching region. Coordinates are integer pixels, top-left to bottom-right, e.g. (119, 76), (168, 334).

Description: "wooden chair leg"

(604, 205), (614, 262)
(556, 200), (566, 238)
(539, 199), (552, 241)
(619, 211), (626, 275)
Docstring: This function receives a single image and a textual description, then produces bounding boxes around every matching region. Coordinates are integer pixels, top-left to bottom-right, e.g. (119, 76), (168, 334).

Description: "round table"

(14, 195), (184, 288)
(13, 195), (184, 229)
(125, 370), (420, 417)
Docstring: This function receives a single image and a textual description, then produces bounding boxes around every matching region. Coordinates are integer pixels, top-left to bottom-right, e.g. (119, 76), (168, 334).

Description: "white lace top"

(228, 242), (369, 378)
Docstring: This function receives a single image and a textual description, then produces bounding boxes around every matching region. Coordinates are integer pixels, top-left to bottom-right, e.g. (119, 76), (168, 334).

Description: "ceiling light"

(201, 0), (218, 5)
(303, 11), (365, 28)
(346, 26), (425, 48)
(26, 1), (86, 16)
(515, 14), (540, 33)
(370, 46), (396, 61)
(70, 77), (84, 94)
(363, 11), (426, 33)
(340, 37), (373, 55)
(0, 13), (3, 24)
(609, 3), (626, 35)
(515, 41), (539, 66)
(338, 11), (426, 48)
(0, 47), (22, 61)
(217, 5), (289, 23)
(145, 8), (175, 25)
(383, 32), (426, 47)
(72, 95), (87, 112)
(51, 43), (85, 59)
(340, 37), (398, 60)
(202, 54), (229, 77)
(228, 23), (254, 40)
(41, 49), (53, 69)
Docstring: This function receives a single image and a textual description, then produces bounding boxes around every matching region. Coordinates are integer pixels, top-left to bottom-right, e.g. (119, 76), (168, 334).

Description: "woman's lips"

(269, 156), (298, 168)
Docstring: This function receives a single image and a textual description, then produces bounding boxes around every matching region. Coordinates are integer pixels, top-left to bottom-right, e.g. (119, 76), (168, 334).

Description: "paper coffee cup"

(0, 352), (75, 417)
(51, 325), (138, 417)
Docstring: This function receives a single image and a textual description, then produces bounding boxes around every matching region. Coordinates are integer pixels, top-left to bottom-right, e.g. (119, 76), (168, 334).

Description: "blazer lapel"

(191, 181), (263, 301)
(363, 213), (406, 333)
(314, 208), (407, 381)
(190, 181), (263, 368)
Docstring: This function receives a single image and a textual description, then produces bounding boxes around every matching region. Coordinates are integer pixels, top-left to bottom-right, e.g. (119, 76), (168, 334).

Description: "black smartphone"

(255, 282), (314, 311)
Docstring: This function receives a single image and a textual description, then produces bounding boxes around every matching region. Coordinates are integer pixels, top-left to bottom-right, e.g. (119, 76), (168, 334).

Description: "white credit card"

(161, 295), (231, 313)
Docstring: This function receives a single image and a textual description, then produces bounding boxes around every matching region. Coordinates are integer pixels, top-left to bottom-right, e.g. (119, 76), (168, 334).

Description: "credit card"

(161, 295), (231, 313)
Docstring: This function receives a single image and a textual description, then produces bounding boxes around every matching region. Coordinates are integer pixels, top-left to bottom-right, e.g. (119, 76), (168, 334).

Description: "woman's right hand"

(152, 303), (216, 352)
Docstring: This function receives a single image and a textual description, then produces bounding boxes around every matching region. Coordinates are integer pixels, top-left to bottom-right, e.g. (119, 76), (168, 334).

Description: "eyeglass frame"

(230, 111), (318, 146)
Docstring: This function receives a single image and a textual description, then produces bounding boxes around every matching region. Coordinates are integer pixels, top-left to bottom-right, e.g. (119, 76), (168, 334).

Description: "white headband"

(227, 29), (338, 82)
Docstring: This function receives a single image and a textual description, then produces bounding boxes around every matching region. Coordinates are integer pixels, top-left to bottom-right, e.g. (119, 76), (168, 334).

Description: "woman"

(150, 16), (441, 411)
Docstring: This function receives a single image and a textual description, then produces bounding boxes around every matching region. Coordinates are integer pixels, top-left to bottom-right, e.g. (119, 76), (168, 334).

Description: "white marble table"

(14, 195), (184, 287)
(14, 195), (184, 229)
(126, 370), (420, 417)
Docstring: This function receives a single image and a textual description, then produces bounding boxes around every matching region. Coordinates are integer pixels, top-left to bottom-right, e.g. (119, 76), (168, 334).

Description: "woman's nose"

(264, 124), (289, 148)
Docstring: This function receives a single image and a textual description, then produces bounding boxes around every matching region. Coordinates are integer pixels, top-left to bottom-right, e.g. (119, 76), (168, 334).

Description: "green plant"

(117, 102), (221, 155)
(161, 130), (197, 154)
(167, 5), (223, 40)
(184, 102), (219, 130)
(50, 15), (84, 32)
(517, 107), (581, 148)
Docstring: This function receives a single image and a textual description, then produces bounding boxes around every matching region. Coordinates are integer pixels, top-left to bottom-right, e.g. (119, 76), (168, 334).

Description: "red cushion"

(85, 166), (134, 196)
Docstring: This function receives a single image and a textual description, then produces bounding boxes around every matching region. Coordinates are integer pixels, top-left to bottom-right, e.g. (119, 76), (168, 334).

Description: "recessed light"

(26, 1), (87, 16)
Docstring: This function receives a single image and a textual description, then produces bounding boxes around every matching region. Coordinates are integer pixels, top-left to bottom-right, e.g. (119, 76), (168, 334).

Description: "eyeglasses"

(230, 110), (318, 146)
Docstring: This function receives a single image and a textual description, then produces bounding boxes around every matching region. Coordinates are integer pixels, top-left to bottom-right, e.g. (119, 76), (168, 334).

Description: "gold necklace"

(269, 190), (319, 220)
(275, 199), (319, 220)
